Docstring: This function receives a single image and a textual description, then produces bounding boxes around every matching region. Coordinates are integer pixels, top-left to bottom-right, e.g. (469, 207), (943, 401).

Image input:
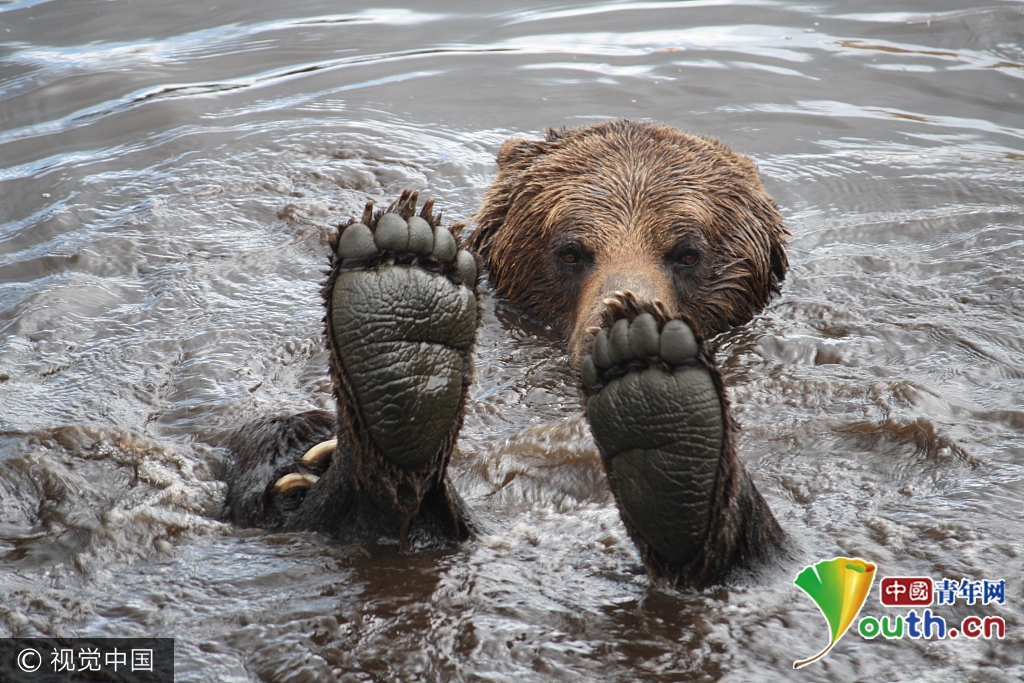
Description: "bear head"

(469, 119), (789, 365)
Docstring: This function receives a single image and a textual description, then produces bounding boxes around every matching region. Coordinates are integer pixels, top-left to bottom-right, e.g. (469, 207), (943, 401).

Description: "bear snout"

(568, 265), (677, 367)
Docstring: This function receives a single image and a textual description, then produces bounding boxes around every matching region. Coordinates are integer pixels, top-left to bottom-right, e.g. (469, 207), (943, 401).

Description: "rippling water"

(1, 1), (1022, 680)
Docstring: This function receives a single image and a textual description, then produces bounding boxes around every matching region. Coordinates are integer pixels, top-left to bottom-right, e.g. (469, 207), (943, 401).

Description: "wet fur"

(223, 410), (335, 528)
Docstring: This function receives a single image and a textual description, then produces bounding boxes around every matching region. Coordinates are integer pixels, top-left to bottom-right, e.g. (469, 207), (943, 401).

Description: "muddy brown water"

(1, 1), (1023, 681)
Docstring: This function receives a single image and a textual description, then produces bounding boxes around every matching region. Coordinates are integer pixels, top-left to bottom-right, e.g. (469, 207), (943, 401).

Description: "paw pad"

(581, 304), (702, 395)
(325, 189), (479, 472)
(582, 292), (723, 569)
(333, 189), (477, 287)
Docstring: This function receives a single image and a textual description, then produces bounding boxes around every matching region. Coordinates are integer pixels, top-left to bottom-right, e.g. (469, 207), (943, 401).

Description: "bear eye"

(556, 242), (586, 266)
(677, 249), (700, 267)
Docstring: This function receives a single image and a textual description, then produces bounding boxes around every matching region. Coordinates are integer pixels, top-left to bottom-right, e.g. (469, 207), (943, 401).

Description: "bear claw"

(301, 438), (337, 466)
(225, 193), (477, 545)
(316, 187), (480, 550)
(582, 300), (703, 393)
(273, 472), (320, 495)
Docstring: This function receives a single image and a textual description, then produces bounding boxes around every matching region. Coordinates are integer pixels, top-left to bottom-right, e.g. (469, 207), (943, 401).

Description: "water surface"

(1, 0), (1023, 680)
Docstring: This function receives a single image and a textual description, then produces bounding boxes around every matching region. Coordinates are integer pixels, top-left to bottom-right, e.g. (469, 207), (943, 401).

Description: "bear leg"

(581, 293), (786, 587)
(225, 191), (478, 547)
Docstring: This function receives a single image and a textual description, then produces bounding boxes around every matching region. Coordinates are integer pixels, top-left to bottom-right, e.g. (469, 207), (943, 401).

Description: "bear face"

(470, 119), (789, 363)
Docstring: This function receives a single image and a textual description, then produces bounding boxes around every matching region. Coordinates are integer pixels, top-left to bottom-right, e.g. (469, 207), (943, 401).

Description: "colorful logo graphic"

(792, 557), (877, 669)
(880, 576), (933, 606)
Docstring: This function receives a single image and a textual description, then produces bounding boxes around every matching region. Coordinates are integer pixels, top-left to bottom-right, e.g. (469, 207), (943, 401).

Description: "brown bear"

(224, 119), (789, 588)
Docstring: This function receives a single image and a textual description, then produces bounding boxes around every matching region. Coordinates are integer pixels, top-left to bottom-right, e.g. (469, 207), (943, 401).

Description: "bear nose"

(598, 271), (665, 305)
(566, 267), (676, 368)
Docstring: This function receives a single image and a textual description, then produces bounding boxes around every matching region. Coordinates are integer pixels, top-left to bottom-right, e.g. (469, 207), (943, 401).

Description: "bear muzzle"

(568, 266), (678, 368)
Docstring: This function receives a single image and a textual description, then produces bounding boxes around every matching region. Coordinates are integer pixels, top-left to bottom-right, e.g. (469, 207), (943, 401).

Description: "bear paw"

(246, 192), (477, 544)
(582, 293), (724, 572)
(582, 292), (787, 586)
(325, 189), (478, 472)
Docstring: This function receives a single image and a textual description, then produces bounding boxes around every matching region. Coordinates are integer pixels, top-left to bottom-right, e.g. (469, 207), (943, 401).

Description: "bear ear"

(544, 125), (568, 142)
(470, 135), (549, 260)
(495, 136), (547, 171)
